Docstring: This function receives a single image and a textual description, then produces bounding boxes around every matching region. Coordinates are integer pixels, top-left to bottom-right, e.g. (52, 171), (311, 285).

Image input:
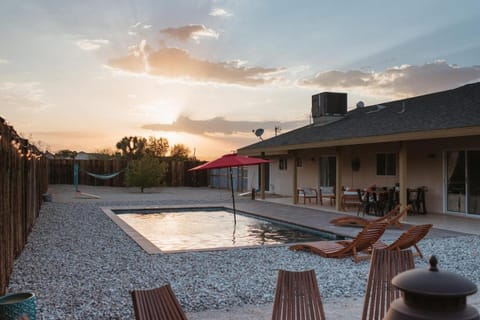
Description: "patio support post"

(399, 141), (408, 219)
(260, 152), (266, 200)
(293, 153), (298, 204)
(335, 147), (343, 211)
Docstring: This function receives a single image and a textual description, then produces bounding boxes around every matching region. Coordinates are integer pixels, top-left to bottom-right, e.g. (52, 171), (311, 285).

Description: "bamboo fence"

(1, 117), (48, 295)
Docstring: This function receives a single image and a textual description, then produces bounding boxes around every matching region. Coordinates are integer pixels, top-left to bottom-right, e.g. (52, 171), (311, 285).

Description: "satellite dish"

(356, 101), (365, 108)
(366, 104), (386, 114)
(253, 128), (264, 141)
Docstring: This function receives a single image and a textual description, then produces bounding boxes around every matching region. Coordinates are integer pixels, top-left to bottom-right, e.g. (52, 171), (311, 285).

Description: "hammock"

(81, 168), (126, 180)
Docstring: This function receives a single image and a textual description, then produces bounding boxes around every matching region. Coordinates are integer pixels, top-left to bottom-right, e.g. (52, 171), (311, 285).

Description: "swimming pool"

(104, 207), (342, 253)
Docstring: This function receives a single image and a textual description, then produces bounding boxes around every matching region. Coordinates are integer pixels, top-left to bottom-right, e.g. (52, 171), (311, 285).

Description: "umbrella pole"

(229, 167), (236, 224)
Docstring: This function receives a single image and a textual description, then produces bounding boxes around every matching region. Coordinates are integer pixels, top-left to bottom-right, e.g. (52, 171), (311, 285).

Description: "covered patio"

(238, 82), (480, 220)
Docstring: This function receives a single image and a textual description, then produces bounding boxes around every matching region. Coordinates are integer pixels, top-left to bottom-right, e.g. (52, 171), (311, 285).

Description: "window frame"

(376, 152), (397, 176)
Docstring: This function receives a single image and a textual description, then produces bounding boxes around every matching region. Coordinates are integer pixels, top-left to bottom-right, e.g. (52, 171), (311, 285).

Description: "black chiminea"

(384, 255), (479, 320)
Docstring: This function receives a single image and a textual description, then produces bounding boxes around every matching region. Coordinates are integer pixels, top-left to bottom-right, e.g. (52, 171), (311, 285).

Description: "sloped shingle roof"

(239, 82), (480, 153)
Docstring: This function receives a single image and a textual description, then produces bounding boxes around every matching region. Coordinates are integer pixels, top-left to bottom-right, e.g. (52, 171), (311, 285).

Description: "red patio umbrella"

(189, 153), (271, 223)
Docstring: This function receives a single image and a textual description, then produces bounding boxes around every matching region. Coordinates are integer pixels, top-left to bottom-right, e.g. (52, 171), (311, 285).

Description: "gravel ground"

(6, 191), (480, 319)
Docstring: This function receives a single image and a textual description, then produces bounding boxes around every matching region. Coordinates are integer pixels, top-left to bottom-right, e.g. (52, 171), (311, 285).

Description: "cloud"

(127, 22), (151, 36)
(130, 22), (142, 28)
(142, 115), (306, 136)
(76, 39), (110, 51)
(0, 58), (8, 64)
(299, 61), (480, 97)
(160, 24), (219, 42)
(0, 81), (49, 111)
(209, 8), (232, 17)
(108, 43), (282, 86)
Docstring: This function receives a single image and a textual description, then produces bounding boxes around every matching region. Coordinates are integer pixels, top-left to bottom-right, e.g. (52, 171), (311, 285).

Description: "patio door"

(445, 150), (480, 215)
(257, 163), (270, 191)
(319, 156), (336, 188)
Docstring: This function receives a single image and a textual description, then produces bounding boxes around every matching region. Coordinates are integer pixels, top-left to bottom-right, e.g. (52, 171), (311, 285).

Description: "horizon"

(1, 1), (480, 160)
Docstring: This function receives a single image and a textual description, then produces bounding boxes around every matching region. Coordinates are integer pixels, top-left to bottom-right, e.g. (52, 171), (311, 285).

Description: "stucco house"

(238, 82), (480, 217)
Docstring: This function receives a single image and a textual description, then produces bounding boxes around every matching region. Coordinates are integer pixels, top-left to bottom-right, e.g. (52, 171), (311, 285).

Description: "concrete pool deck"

(56, 184), (472, 243)
(35, 185), (480, 318)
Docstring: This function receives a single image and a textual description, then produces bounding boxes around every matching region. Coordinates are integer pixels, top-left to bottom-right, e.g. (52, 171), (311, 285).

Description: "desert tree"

(145, 136), (170, 157)
(170, 143), (190, 160)
(115, 136), (147, 160)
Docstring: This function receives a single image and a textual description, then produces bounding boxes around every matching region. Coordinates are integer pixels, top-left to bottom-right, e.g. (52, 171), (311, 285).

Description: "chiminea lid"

(392, 256), (478, 297)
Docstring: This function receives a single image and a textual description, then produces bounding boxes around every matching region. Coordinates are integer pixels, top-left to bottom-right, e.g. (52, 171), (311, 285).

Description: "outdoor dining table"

(360, 187), (397, 216)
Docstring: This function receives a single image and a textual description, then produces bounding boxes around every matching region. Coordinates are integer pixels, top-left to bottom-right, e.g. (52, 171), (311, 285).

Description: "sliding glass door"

(467, 151), (480, 215)
(319, 156), (336, 188)
(445, 150), (480, 215)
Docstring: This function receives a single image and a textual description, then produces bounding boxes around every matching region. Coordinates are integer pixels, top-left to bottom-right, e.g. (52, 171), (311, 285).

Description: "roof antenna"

(252, 128), (264, 141)
(274, 125), (281, 136)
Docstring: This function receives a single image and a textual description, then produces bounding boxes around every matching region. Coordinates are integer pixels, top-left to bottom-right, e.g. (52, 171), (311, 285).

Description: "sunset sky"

(1, 1), (480, 160)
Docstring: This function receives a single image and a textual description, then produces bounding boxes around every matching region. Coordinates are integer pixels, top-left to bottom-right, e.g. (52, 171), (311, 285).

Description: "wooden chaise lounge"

(272, 269), (326, 320)
(289, 221), (388, 263)
(130, 285), (187, 320)
(330, 204), (409, 229)
(361, 249), (415, 320)
(372, 223), (433, 258)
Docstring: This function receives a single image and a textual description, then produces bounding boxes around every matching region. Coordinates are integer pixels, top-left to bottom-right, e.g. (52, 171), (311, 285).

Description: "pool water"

(115, 208), (333, 252)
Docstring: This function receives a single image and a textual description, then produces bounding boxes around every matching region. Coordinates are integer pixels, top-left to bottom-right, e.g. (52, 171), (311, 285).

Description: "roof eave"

(238, 126), (480, 157)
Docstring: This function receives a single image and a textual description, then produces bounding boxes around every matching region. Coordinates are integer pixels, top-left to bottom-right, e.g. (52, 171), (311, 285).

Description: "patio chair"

(357, 189), (383, 216)
(361, 249), (415, 320)
(297, 187), (319, 205)
(271, 269), (326, 320)
(289, 221), (388, 263)
(407, 187), (427, 215)
(329, 204), (407, 228)
(130, 285), (187, 320)
(341, 189), (362, 213)
(319, 186), (335, 206)
(372, 224), (433, 258)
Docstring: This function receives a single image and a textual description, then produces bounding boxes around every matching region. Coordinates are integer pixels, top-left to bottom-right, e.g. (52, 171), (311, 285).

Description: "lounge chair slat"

(130, 285), (187, 320)
(372, 224), (432, 258)
(330, 204), (408, 228)
(290, 221), (388, 263)
(362, 249), (414, 320)
(272, 269), (326, 320)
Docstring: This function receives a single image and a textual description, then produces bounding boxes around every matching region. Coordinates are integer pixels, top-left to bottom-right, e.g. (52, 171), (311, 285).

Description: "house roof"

(238, 82), (480, 155)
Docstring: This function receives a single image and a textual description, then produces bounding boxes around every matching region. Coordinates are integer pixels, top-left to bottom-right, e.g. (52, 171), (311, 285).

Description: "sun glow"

(132, 99), (182, 124)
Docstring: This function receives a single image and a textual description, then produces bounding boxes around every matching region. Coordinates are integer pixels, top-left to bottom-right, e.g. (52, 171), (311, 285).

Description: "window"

(279, 158), (288, 170)
(376, 153), (396, 176)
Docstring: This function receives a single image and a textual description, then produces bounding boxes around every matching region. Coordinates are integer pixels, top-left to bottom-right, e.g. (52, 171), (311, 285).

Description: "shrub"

(125, 154), (167, 192)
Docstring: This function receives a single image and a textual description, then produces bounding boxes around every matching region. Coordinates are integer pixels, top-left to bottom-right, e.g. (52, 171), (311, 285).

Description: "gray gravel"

(6, 199), (480, 319)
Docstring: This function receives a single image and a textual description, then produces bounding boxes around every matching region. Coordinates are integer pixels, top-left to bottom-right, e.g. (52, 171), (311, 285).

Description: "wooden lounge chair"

(361, 249), (415, 320)
(329, 204), (408, 228)
(130, 285), (187, 320)
(289, 221), (388, 263)
(372, 224), (433, 258)
(297, 188), (319, 204)
(272, 269), (326, 320)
